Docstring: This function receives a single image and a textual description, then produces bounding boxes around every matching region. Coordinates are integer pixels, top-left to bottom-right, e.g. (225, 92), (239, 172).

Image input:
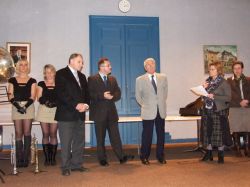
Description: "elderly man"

(135, 58), (168, 165)
(55, 53), (90, 176)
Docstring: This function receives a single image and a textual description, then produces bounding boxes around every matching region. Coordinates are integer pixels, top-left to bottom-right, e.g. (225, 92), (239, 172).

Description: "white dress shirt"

(147, 73), (157, 85)
(68, 65), (81, 86)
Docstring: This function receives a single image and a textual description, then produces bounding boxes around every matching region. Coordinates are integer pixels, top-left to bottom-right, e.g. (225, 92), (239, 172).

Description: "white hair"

(144, 58), (156, 67)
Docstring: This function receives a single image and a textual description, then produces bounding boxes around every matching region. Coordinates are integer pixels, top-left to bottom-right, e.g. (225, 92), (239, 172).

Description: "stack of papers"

(190, 85), (208, 97)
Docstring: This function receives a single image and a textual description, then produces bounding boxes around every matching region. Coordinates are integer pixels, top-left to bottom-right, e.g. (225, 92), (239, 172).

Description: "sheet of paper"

(190, 85), (208, 96)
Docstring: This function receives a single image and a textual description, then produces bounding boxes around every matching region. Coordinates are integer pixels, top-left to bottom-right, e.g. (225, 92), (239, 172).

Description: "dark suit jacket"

(88, 74), (121, 122)
(227, 75), (250, 108)
(12, 55), (25, 64)
(55, 66), (90, 121)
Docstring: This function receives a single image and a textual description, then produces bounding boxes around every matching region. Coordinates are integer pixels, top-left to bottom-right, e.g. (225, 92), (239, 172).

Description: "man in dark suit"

(55, 53), (90, 176)
(88, 57), (133, 166)
(12, 49), (25, 65)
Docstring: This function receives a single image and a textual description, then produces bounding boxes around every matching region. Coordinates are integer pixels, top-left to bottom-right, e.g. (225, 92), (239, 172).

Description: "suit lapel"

(78, 72), (86, 90)
(106, 75), (112, 88)
(144, 74), (155, 93)
(155, 73), (161, 89)
(66, 66), (81, 90)
(96, 74), (107, 89)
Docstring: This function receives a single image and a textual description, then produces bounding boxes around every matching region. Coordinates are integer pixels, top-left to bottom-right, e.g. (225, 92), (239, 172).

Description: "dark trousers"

(58, 120), (85, 170)
(95, 120), (124, 161)
(140, 112), (165, 160)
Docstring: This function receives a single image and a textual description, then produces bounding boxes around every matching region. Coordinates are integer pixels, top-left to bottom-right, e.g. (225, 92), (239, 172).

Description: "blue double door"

(89, 15), (160, 146)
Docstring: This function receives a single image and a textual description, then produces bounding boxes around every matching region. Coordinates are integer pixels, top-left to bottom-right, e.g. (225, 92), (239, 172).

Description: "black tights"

(14, 119), (32, 140)
(40, 123), (58, 145)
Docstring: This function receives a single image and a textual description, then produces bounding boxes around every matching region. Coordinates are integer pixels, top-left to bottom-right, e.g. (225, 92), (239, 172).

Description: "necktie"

(151, 75), (157, 94)
(103, 75), (107, 86)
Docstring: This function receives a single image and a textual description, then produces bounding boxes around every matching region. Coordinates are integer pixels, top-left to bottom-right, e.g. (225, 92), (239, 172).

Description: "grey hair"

(144, 58), (156, 67)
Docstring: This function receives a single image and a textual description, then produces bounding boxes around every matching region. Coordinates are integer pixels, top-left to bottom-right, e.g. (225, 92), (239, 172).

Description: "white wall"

(1, 0), (250, 145)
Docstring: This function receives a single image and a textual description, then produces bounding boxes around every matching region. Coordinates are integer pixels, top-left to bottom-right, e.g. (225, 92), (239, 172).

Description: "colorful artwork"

(203, 45), (237, 74)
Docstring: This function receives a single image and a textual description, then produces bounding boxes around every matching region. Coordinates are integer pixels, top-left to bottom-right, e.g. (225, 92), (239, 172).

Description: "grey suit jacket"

(212, 79), (231, 111)
(136, 73), (168, 120)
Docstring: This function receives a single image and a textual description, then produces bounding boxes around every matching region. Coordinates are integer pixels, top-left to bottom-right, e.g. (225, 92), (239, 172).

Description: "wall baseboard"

(1, 138), (197, 151)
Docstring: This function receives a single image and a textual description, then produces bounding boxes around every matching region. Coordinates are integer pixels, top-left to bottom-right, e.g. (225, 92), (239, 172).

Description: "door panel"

(89, 16), (160, 146)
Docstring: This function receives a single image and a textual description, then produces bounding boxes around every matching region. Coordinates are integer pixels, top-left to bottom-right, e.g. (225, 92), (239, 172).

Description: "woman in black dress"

(8, 60), (37, 167)
(36, 64), (58, 165)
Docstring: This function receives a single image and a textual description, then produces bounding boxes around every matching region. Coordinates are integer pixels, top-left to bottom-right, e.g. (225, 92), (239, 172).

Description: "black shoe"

(62, 169), (70, 176)
(71, 167), (90, 172)
(141, 158), (150, 165)
(120, 155), (135, 164)
(201, 150), (213, 161)
(158, 158), (167, 164)
(42, 144), (50, 166)
(50, 144), (58, 166)
(100, 160), (109, 167)
(23, 136), (31, 167)
(16, 140), (24, 168)
(218, 151), (224, 164)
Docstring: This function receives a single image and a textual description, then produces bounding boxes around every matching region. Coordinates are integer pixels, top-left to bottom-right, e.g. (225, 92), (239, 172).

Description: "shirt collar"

(68, 65), (77, 75)
(99, 72), (107, 80)
(147, 73), (156, 79)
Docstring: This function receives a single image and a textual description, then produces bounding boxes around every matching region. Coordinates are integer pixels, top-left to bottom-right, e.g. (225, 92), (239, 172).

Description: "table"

(0, 116), (202, 154)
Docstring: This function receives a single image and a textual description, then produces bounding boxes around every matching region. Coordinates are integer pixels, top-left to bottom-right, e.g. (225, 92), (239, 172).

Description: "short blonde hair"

(43, 64), (56, 80)
(209, 61), (224, 76)
(144, 58), (156, 67)
(15, 60), (30, 75)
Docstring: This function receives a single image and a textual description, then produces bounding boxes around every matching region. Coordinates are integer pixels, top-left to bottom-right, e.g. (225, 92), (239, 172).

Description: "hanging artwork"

(203, 45), (237, 74)
(6, 42), (31, 67)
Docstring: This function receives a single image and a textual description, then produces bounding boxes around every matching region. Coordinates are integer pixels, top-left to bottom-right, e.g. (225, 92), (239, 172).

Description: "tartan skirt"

(201, 108), (232, 147)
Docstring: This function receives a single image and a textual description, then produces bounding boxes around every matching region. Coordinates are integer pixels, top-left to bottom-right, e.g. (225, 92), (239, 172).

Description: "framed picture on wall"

(203, 45), (237, 74)
(6, 42), (31, 67)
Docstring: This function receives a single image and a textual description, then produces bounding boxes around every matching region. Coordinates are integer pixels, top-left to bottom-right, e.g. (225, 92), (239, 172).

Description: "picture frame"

(6, 42), (31, 67)
(203, 45), (237, 74)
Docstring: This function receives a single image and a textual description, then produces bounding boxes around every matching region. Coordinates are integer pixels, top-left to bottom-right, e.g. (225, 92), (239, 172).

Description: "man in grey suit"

(136, 58), (168, 165)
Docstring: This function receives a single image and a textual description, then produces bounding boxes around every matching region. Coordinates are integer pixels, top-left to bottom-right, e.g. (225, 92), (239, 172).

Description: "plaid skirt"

(201, 108), (232, 147)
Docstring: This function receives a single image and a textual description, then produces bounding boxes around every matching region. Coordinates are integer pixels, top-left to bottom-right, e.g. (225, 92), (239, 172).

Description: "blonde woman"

(201, 61), (232, 164)
(36, 64), (58, 166)
(8, 60), (37, 167)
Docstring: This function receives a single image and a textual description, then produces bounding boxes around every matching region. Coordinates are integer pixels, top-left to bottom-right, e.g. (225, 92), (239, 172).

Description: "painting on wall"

(203, 45), (237, 74)
(6, 42), (31, 67)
